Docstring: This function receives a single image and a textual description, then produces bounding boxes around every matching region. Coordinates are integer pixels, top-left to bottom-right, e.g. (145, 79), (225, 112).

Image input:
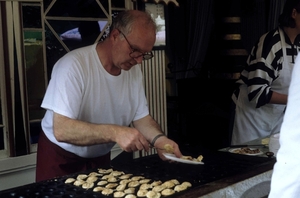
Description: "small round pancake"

(82, 182), (94, 189)
(86, 176), (98, 183)
(73, 180), (85, 186)
(137, 189), (148, 197)
(125, 195), (137, 198)
(140, 183), (152, 190)
(152, 185), (166, 192)
(93, 186), (104, 192)
(119, 174), (133, 180)
(105, 183), (118, 189)
(65, 178), (76, 184)
(131, 176), (145, 181)
(114, 191), (126, 198)
(128, 181), (140, 188)
(139, 179), (151, 184)
(163, 144), (174, 153)
(174, 184), (187, 192)
(162, 181), (175, 188)
(151, 181), (162, 187)
(76, 174), (88, 180)
(97, 180), (108, 186)
(124, 187), (135, 194)
(146, 191), (161, 198)
(102, 188), (114, 195)
(120, 179), (131, 185)
(181, 181), (192, 188)
(107, 177), (118, 183)
(89, 172), (101, 177)
(111, 170), (125, 176)
(98, 168), (113, 174)
(161, 189), (175, 196)
(116, 184), (127, 191)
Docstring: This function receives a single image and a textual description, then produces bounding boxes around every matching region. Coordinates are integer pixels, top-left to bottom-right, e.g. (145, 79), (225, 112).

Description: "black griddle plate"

(111, 149), (275, 189)
(0, 149), (275, 198)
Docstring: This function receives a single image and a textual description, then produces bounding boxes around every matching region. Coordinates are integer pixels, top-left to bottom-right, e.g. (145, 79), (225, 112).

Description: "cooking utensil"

(149, 144), (165, 151)
(162, 153), (204, 165)
(149, 144), (173, 153)
(229, 144), (268, 148)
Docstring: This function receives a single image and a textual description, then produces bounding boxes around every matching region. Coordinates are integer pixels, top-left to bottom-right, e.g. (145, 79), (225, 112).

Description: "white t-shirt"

(41, 43), (149, 158)
(269, 54), (300, 197)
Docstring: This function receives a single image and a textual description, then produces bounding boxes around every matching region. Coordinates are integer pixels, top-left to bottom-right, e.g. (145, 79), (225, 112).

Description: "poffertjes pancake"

(65, 168), (193, 197)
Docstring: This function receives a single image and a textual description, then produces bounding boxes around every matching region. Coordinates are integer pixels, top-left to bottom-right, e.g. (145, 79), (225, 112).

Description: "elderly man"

(36, 10), (182, 182)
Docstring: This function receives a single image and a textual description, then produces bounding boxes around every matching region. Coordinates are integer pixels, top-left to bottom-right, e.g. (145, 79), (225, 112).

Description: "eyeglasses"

(118, 29), (154, 60)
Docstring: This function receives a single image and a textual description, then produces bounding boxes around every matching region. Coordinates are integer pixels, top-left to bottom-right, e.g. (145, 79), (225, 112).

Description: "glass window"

(0, 0), (131, 158)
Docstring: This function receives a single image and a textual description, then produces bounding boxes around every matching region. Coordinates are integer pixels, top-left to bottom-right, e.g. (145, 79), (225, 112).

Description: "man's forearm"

(269, 91), (288, 104)
(53, 112), (117, 145)
(132, 115), (164, 144)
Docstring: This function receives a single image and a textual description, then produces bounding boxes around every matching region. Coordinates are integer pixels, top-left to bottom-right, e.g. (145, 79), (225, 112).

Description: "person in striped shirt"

(231, 0), (300, 145)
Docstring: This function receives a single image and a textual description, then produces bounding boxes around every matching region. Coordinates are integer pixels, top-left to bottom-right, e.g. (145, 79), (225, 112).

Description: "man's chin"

(122, 64), (134, 71)
(121, 67), (130, 71)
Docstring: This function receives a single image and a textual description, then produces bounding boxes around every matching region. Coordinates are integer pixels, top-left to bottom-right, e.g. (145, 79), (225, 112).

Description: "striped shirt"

(236, 27), (300, 108)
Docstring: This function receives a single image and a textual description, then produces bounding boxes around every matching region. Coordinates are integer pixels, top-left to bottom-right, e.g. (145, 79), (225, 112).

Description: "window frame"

(0, 0), (132, 159)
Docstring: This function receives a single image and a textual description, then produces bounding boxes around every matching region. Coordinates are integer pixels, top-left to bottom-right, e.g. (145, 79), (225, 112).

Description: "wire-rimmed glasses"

(118, 29), (154, 60)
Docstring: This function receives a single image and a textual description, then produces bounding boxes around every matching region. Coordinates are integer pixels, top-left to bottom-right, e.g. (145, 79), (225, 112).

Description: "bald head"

(110, 10), (157, 35)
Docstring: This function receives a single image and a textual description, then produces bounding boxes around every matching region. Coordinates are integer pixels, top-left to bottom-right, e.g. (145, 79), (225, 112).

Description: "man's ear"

(110, 29), (120, 41)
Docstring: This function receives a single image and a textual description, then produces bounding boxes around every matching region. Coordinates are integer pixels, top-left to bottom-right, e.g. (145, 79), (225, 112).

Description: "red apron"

(36, 131), (111, 182)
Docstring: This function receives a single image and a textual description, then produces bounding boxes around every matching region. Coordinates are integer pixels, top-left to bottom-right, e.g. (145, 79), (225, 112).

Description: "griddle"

(0, 147), (276, 198)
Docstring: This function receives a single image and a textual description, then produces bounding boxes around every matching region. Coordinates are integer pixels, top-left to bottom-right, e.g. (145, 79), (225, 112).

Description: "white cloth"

(269, 54), (300, 197)
(231, 28), (292, 144)
(41, 43), (149, 158)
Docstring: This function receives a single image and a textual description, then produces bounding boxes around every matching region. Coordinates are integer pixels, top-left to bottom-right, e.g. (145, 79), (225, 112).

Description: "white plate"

(162, 153), (204, 165)
(228, 147), (263, 156)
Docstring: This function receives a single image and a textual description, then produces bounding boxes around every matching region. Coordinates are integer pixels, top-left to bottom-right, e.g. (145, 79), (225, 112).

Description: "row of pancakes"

(65, 168), (192, 198)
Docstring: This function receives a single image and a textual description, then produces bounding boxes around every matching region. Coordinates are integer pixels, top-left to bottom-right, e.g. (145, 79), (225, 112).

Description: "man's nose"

(134, 56), (144, 64)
